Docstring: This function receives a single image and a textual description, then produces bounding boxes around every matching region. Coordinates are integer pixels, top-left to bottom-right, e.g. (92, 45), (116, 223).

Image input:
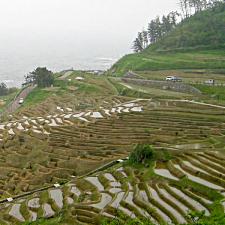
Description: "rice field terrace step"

(173, 162), (224, 190)
(1, 99), (225, 223)
(187, 154), (225, 174)
(181, 155), (225, 181)
(147, 185), (185, 224)
(202, 153), (225, 167)
(49, 189), (64, 209)
(8, 204), (25, 222)
(1, 161), (224, 224)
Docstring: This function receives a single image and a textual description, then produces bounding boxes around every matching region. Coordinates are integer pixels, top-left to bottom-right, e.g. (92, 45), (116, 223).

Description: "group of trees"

(25, 67), (54, 88)
(179, 0), (223, 18)
(0, 83), (8, 96)
(0, 67), (54, 96)
(133, 11), (179, 53)
(0, 83), (17, 96)
(133, 12), (180, 52)
(132, 0), (223, 52)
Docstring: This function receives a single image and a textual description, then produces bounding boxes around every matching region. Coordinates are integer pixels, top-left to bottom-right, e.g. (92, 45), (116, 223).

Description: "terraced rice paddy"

(0, 98), (148, 196)
(0, 98), (225, 224)
(1, 149), (225, 224)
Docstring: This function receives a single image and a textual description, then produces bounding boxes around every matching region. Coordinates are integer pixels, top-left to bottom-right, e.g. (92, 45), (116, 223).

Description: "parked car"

(166, 76), (182, 82)
(19, 98), (24, 104)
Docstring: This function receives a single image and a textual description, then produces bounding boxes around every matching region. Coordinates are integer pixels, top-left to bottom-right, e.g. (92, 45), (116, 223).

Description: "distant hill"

(111, 2), (225, 75)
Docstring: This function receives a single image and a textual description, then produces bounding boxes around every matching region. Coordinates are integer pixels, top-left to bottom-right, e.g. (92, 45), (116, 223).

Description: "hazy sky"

(0, 0), (179, 57)
(0, 0), (180, 87)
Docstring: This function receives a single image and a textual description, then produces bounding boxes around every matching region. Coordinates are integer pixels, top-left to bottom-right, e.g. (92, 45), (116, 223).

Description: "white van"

(19, 98), (24, 104)
(166, 76), (182, 82)
(166, 76), (175, 81)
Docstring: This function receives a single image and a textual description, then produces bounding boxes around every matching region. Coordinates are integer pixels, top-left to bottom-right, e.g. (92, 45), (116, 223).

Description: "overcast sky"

(0, 0), (179, 58)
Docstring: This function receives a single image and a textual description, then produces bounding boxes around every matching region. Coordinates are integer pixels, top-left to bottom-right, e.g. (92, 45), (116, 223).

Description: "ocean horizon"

(0, 54), (118, 88)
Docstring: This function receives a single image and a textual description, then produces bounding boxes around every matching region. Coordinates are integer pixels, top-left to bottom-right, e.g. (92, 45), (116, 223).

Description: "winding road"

(5, 84), (36, 114)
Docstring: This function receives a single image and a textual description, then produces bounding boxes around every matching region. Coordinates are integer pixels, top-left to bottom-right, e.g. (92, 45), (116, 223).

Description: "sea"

(0, 53), (118, 88)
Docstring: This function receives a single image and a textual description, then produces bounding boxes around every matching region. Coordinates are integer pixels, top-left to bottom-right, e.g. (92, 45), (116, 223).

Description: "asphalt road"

(6, 84), (36, 114)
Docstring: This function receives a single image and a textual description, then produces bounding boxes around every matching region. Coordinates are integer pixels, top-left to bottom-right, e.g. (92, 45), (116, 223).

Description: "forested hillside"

(150, 2), (225, 51)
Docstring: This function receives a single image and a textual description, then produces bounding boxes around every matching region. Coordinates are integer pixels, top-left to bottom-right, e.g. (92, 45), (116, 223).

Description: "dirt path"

(120, 83), (134, 90)
(58, 71), (73, 80)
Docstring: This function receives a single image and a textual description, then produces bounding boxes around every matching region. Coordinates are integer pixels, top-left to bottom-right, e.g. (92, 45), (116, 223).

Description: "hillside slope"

(111, 3), (225, 75)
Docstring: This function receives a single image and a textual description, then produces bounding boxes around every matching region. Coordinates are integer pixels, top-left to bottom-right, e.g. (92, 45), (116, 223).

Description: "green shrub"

(187, 211), (225, 225)
(101, 211), (225, 225)
(102, 215), (155, 225)
(128, 144), (155, 164)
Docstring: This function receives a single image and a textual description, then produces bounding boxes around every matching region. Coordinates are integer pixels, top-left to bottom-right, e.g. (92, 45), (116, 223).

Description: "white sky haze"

(0, 0), (179, 56)
(0, 0), (179, 86)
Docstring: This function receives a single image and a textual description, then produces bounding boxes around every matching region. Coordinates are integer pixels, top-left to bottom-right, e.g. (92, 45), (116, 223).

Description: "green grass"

(194, 84), (225, 102)
(22, 87), (53, 107)
(20, 77), (101, 109)
(77, 82), (101, 94)
(108, 78), (152, 99)
(54, 78), (101, 94)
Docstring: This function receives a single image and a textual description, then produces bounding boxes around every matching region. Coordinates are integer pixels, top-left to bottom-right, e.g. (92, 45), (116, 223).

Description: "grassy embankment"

(194, 85), (225, 102)
(111, 49), (225, 76)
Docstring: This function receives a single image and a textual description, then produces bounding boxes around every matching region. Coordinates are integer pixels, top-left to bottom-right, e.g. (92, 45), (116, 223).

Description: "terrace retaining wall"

(122, 78), (202, 95)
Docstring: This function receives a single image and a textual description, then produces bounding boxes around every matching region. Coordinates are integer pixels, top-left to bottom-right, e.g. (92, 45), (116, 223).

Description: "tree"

(0, 83), (8, 96)
(168, 11), (180, 26)
(137, 32), (144, 47)
(161, 15), (172, 35)
(142, 30), (149, 48)
(154, 17), (163, 39)
(147, 17), (163, 43)
(180, 0), (223, 16)
(132, 38), (143, 53)
(179, 0), (190, 18)
(25, 67), (54, 88)
(148, 20), (158, 43)
(132, 32), (145, 52)
(190, 0), (207, 12)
